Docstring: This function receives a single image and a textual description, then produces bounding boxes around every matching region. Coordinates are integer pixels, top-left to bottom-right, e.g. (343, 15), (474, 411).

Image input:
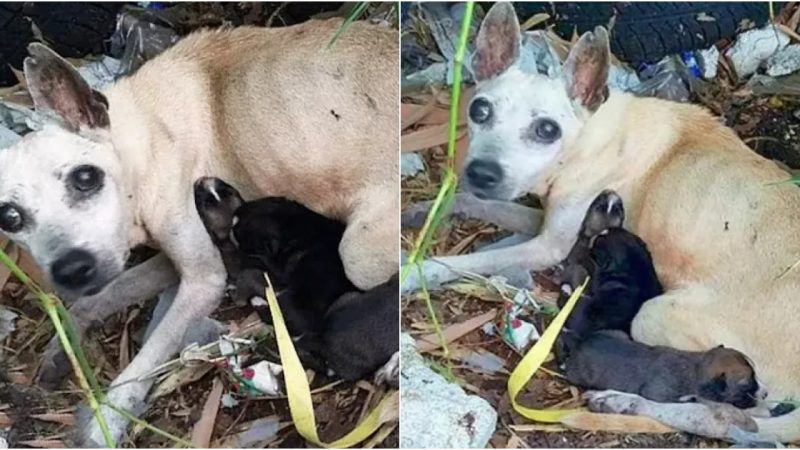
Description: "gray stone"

(400, 333), (497, 448)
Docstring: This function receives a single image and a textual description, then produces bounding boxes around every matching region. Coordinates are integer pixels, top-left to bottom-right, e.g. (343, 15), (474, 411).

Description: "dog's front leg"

(402, 192), (544, 235)
(79, 226), (226, 446)
(402, 229), (571, 292)
(585, 390), (775, 442)
(37, 253), (179, 389)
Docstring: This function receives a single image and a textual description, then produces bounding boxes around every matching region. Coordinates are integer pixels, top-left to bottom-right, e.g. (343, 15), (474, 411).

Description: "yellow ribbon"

(508, 277), (590, 422)
(263, 274), (398, 448)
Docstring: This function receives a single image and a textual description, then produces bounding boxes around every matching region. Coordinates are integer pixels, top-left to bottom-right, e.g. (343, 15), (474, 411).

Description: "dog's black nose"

(466, 160), (503, 189)
(51, 249), (97, 288)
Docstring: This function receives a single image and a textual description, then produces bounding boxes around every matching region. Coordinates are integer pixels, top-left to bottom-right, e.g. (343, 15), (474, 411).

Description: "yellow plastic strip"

(263, 274), (398, 448)
(508, 278), (590, 422)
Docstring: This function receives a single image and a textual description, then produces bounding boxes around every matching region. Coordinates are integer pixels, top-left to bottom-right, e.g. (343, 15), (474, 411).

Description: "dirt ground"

(400, 18), (800, 447)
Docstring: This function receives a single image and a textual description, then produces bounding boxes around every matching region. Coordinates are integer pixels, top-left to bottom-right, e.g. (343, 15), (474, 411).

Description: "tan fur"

(544, 91), (800, 440)
(106, 20), (398, 287)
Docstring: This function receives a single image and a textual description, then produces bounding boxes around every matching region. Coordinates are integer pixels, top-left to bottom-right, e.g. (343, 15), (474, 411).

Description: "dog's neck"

(539, 90), (736, 224)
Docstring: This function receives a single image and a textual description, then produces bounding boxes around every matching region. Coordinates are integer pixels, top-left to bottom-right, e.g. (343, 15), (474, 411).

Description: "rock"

(767, 44), (800, 77)
(726, 25), (790, 78)
(400, 333), (497, 448)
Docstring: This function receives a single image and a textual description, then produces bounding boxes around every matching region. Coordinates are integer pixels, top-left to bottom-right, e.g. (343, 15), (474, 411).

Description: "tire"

(512, 2), (772, 64)
(0, 3), (33, 87)
(0, 3), (123, 87)
(30, 3), (123, 57)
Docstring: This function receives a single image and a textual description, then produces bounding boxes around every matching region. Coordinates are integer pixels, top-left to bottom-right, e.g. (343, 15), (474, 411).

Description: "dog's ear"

(472, 2), (521, 81)
(24, 43), (109, 132)
(563, 26), (610, 112)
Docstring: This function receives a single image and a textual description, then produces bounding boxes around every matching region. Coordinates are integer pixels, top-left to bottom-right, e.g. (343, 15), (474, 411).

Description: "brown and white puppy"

(565, 330), (761, 409)
(0, 20), (397, 445)
(403, 2), (799, 442)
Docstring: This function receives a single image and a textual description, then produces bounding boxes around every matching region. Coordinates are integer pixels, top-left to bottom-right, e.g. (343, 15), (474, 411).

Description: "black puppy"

(558, 190), (663, 344)
(194, 177), (398, 383)
(194, 177), (354, 339)
(565, 330), (761, 409)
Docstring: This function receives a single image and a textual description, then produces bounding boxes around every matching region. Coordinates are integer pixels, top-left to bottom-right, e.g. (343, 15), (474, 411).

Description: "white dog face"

(0, 44), (130, 298)
(463, 2), (611, 201)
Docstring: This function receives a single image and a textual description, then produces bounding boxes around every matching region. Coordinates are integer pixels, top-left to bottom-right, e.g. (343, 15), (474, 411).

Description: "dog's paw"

(584, 390), (644, 415)
(35, 336), (72, 391)
(374, 351), (400, 388)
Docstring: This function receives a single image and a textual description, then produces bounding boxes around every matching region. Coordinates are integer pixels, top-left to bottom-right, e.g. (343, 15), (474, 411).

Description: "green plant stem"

(328, 1), (370, 49)
(400, 1), (475, 375)
(103, 401), (194, 448)
(0, 249), (116, 448)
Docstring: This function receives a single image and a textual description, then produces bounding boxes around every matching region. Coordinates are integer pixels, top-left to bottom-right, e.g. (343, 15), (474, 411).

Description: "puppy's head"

(193, 177), (244, 246)
(581, 190), (624, 238)
(697, 346), (761, 409)
(463, 3), (610, 200)
(0, 44), (129, 298)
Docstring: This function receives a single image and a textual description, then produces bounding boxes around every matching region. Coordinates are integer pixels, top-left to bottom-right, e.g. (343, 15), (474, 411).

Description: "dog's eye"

(534, 118), (561, 143)
(0, 204), (23, 233)
(70, 165), (104, 192)
(469, 98), (492, 124)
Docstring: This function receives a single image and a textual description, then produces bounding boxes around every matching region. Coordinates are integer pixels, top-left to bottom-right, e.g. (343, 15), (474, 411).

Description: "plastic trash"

(0, 125), (20, 149)
(418, 2), (480, 85)
(767, 44), (800, 77)
(109, 7), (181, 76)
(631, 56), (693, 102)
(240, 360), (284, 397)
(463, 349), (506, 373)
(725, 24), (790, 78)
(697, 45), (720, 79)
(401, 152), (426, 177)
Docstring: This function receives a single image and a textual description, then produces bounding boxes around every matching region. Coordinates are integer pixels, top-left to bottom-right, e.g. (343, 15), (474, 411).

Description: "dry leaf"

(416, 309), (498, 352)
(31, 413), (75, 426)
(191, 377), (224, 448)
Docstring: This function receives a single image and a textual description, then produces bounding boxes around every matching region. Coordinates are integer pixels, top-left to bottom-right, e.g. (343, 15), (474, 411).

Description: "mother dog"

(0, 19), (397, 445)
(403, 2), (799, 442)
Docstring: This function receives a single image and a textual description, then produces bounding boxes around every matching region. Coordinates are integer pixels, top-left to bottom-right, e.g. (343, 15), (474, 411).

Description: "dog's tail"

(754, 408), (800, 443)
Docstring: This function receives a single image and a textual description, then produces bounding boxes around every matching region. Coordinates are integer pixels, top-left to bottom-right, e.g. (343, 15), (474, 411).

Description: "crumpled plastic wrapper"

(109, 7), (181, 76)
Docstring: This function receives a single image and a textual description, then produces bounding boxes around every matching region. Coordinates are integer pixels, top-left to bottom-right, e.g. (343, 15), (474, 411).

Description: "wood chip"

(190, 377), (224, 448)
(416, 309), (497, 353)
(31, 413), (75, 426)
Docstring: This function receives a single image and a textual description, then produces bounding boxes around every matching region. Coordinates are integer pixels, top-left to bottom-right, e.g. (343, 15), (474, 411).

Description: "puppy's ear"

(24, 43), (109, 131)
(472, 2), (521, 81)
(563, 27), (610, 112)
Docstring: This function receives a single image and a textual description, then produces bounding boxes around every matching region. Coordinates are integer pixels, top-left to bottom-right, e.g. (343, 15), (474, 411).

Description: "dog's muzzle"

(464, 159), (510, 199)
(50, 248), (111, 296)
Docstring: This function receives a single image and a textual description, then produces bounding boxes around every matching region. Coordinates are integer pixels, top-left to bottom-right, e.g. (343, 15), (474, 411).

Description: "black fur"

(194, 177), (398, 382)
(565, 330), (759, 408)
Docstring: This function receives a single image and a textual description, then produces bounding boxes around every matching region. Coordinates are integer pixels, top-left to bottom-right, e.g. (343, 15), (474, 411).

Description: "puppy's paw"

(35, 336), (72, 391)
(374, 351), (400, 388)
(584, 390), (644, 415)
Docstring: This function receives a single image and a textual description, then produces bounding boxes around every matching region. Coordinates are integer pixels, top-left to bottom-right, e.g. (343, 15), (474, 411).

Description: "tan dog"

(0, 20), (397, 445)
(403, 2), (799, 443)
